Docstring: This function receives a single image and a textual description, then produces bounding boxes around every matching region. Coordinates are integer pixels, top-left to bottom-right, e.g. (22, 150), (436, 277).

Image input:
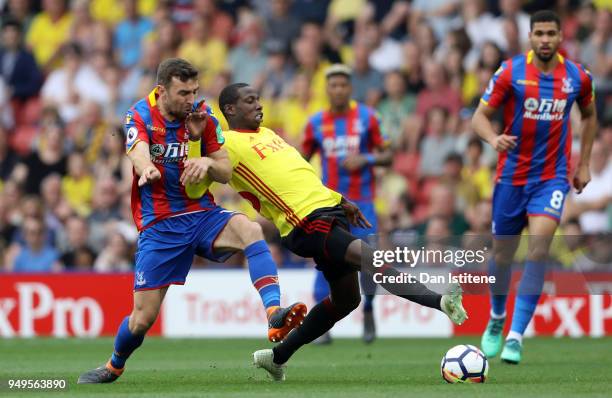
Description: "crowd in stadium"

(0, 0), (610, 273)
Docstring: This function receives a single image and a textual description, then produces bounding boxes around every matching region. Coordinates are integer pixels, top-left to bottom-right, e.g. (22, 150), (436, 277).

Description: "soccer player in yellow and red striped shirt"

(215, 83), (468, 381)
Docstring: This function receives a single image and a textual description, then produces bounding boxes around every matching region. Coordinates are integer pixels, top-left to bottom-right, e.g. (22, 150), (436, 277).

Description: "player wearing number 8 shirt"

(472, 10), (598, 364)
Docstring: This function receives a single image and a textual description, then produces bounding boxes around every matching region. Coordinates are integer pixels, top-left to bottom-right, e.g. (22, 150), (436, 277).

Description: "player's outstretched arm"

(574, 101), (598, 194)
(127, 141), (161, 187)
(472, 102), (517, 152)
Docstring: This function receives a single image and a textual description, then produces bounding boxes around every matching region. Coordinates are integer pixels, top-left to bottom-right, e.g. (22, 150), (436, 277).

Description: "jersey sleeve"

(480, 60), (512, 109)
(577, 64), (595, 109)
(368, 110), (390, 149)
(301, 119), (319, 157)
(124, 109), (149, 154)
(201, 104), (225, 154)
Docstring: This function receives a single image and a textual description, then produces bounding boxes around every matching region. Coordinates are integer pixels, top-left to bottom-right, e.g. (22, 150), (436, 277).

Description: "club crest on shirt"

(562, 77), (573, 94)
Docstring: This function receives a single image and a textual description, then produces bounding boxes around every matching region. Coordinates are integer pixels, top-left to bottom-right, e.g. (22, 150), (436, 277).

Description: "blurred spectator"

(62, 151), (93, 217)
(69, 0), (97, 56)
(0, 126), (18, 181)
(400, 41), (425, 93)
(93, 126), (130, 185)
(579, 8), (612, 108)
(440, 153), (474, 211)
(228, 12), (266, 84)
(410, 0), (461, 41)
(93, 229), (132, 272)
(419, 107), (456, 177)
(9, 216), (62, 272)
(300, 21), (342, 64)
(70, 101), (109, 164)
(178, 14), (227, 89)
(0, 192), (16, 251)
(276, 72), (324, 145)
(189, 0), (233, 44)
(119, 38), (160, 113)
(356, 0), (409, 40)
(265, 0), (300, 52)
(153, 17), (182, 60)
(13, 112), (67, 195)
(363, 21), (402, 74)
(491, 0), (530, 52)
(25, 0), (73, 71)
(1, 0), (36, 34)
(88, 176), (121, 252)
(350, 38), (383, 105)
(569, 139), (612, 233)
(40, 173), (68, 233)
(114, 0), (154, 69)
(292, 34), (330, 105)
(60, 215), (96, 270)
(1, 178), (22, 224)
(417, 184), (469, 235)
(462, 0), (498, 54)
(416, 59), (462, 133)
(0, 18), (42, 102)
(461, 136), (492, 202)
(377, 70), (415, 147)
(258, 40), (294, 100)
(90, 0), (155, 25)
(413, 21), (438, 58)
(41, 43), (110, 123)
(462, 199), (492, 257)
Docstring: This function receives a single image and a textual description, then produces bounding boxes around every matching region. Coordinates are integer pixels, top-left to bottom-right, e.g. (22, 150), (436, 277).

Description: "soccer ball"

(440, 344), (488, 383)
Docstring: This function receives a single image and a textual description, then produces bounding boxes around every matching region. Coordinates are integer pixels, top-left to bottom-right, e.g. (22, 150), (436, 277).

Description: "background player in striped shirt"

(78, 59), (306, 384)
(472, 10), (598, 364)
(216, 83), (466, 381)
(303, 64), (392, 344)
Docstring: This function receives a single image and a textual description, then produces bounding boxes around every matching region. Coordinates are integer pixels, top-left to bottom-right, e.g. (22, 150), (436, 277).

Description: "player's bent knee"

(526, 247), (548, 262)
(240, 221), (264, 246)
(335, 293), (361, 318)
(130, 312), (157, 335)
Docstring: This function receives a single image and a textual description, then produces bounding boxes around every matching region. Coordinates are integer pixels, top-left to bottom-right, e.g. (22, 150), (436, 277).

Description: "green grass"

(1, 337), (610, 397)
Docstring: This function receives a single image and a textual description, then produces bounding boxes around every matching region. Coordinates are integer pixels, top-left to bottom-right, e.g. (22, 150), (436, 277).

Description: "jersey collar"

(327, 100), (357, 117)
(233, 128), (260, 133)
(526, 50), (565, 65)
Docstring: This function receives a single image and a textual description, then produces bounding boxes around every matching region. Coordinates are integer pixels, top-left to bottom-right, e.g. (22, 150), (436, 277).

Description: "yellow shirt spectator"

(178, 39), (227, 89)
(62, 175), (94, 217)
(462, 165), (493, 202)
(90, 0), (155, 25)
(26, 12), (73, 68)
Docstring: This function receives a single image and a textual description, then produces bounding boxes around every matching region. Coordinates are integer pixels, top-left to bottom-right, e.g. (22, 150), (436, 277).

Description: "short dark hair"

(219, 83), (249, 118)
(156, 58), (199, 87)
(530, 10), (561, 31)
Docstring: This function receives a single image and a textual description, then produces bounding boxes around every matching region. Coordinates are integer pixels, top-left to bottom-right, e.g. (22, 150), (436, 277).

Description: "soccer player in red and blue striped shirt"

(472, 10), (598, 364)
(302, 64), (392, 344)
(78, 59), (306, 384)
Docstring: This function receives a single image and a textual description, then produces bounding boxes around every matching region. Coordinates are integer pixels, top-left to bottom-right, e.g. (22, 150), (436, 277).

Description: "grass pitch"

(1, 337), (609, 397)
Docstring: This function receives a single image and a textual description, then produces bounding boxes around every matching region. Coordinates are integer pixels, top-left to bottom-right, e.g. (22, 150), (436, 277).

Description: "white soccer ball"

(440, 344), (489, 383)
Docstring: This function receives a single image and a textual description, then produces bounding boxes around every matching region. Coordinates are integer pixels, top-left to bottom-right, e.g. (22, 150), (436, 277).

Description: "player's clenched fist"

(572, 163), (591, 194)
(138, 166), (161, 187)
(185, 108), (208, 140)
(181, 157), (213, 185)
(490, 134), (517, 152)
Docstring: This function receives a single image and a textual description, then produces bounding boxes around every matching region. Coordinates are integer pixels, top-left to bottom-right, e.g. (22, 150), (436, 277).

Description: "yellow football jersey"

(223, 127), (342, 237)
